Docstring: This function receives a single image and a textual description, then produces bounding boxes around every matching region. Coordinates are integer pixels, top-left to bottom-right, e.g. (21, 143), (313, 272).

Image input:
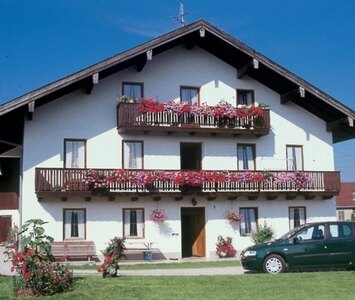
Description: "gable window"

(64, 209), (86, 239)
(237, 90), (254, 106)
(180, 86), (199, 105)
(123, 141), (143, 169)
(286, 145), (303, 171)
(123, 208), (144, 238)
(122, 82), (143, 101)
(239, 208), (257, 236)
(64, 139), (86, 168)
(237, 144), (255, 170)
(289, 207), (306, 229)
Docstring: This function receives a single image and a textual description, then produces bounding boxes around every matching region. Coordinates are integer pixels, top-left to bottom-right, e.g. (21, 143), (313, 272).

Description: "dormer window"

(237, 90), (254, 106)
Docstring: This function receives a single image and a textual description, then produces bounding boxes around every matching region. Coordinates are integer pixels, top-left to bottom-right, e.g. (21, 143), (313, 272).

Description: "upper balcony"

(35, 168), (340, 200)
(117, 101), (270, 137)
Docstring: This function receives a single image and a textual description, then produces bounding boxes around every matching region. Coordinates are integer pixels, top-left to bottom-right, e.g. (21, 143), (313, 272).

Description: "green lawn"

(1, 271), (355, 300)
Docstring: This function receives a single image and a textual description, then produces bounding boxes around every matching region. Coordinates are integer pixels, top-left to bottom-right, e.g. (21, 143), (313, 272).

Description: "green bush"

(97, 237), (126, 277)
(5, 219), (73, 296)
(251, 222), (275, 244)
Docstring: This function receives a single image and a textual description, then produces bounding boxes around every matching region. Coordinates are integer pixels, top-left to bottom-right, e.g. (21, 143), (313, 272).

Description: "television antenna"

(177, 0), (188, 26)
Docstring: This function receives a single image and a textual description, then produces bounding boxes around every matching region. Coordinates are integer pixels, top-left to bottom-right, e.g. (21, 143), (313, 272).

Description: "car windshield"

(277, 224), (308, 240)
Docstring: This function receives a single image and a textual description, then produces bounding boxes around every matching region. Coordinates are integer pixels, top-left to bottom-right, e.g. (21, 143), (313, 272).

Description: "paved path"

(75, 266), (247, 276)
(1, 246), (247, 277)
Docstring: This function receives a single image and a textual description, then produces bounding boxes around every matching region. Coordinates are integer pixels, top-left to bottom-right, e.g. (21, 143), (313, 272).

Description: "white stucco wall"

(20, 45), (336, 258)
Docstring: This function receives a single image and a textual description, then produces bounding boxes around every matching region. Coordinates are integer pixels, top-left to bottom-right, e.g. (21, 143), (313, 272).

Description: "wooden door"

(0, 215), (12, 243)
(181, 207), (205, 257)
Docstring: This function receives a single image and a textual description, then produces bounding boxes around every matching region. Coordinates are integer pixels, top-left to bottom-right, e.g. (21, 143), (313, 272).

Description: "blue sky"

(0, 0), (354, 181)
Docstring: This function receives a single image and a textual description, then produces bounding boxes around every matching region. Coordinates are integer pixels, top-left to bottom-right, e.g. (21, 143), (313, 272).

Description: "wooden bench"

(51, 240), (97, 261)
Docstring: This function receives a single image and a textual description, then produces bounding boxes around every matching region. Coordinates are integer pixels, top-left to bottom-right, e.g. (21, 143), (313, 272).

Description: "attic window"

(237, 90), (254, 106)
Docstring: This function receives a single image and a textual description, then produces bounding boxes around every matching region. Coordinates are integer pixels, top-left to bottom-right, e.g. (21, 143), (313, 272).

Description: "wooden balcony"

(117, 103), (270, 136)
(35, 168), (340, 200)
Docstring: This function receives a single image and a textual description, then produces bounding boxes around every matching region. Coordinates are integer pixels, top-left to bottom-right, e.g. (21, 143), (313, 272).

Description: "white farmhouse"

(1, 20), (354, 260)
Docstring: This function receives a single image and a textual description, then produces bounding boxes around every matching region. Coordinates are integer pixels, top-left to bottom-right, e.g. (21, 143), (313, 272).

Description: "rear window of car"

(329, 223), (354, 239)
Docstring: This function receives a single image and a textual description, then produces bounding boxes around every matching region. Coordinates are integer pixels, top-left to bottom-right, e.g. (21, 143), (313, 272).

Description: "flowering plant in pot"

(149, 209), (167, 223)
(216, 235), (237, 258)
(97, 237), (125, 278)
(224, 211), (243, 224)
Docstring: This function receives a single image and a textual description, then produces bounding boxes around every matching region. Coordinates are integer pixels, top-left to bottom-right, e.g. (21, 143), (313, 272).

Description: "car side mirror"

(292, 236), (300, 244)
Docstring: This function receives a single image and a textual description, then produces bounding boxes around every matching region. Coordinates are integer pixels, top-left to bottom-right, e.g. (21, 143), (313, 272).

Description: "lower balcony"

(35, 168), (340, 200)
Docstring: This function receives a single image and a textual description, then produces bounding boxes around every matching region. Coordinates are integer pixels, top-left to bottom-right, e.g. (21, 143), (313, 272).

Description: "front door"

(181, 207), (205, 257)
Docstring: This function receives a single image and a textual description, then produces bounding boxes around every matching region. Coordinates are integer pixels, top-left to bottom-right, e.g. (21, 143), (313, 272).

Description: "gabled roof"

(0, 19), (354, 145)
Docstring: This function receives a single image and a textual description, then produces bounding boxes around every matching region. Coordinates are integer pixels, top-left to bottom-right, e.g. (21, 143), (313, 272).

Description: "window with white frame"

(239, 208), (257, 236)
(289, 207), (306, 229)
(237, 90), (254, 106)
(237, 144), (256, 170)
(286, 145), (303, 171)
(64, 209), (86, 239)
(180, 86), (199, 105)
(64, 139), (86, 168)
(123, 141), (143, 169)
(122, 82), (143, 101)
(123, 209), (144, 238)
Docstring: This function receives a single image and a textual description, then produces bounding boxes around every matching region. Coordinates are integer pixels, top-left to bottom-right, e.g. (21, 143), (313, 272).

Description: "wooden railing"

(117, 103), (270, 136)
(35, 168), (340, 196)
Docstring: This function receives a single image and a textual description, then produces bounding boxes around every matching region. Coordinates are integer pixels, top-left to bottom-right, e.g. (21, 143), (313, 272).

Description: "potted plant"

(216, 235), (236, 258)
(224, 211), (243, 224)
(149, 209), (167, 223)
(97, 237), (125, 278)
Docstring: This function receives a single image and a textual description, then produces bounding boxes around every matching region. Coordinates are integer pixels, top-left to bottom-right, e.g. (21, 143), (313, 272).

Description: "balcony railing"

(117, 103), (270, 136)
(35, 168), (340, 198)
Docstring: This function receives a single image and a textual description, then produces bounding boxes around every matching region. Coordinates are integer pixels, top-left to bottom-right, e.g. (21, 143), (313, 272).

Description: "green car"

(240, 221), (355, 274)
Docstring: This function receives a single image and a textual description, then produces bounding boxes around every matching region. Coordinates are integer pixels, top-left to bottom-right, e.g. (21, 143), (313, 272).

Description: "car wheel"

(262, 254), (286, 274)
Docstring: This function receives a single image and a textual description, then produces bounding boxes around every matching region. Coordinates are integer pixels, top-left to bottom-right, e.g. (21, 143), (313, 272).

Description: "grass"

(1, 271), (355, 299)
(70, 259), (240, 270)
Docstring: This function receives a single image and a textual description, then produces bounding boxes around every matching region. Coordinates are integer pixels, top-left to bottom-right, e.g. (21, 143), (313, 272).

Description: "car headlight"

(243, 250), (257, 257)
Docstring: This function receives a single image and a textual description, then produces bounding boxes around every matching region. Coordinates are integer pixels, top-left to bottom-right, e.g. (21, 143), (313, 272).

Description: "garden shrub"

(5, 219), (73, 296)
(251, 222), (275, 244)
(97, 237), (125, 277)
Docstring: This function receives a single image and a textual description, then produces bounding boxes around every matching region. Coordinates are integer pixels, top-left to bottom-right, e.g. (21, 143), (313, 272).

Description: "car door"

(324, 222), (355, 268)
(286, 224), (328, 270)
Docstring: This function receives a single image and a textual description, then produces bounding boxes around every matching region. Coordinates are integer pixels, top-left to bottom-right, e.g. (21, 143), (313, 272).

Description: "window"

(337, 210), (345, 221)
(237, 90), (254, 106)
(329, 223), (353, 238)
(64, 139), (86, 168)
(289, 207), (306, 229)
(180, 86), (199, 105)
(123, 141), (143, 169)
(64, 209), (86, 239)
(295, 224), (325, 241)
(286, 145), (303, 171)
(122, 82), (143, 101)
(123, 209), (144, 238)
(239, 208), (257, 236)
(237, 144), (255, 170)
(352, 192), (355, 201)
